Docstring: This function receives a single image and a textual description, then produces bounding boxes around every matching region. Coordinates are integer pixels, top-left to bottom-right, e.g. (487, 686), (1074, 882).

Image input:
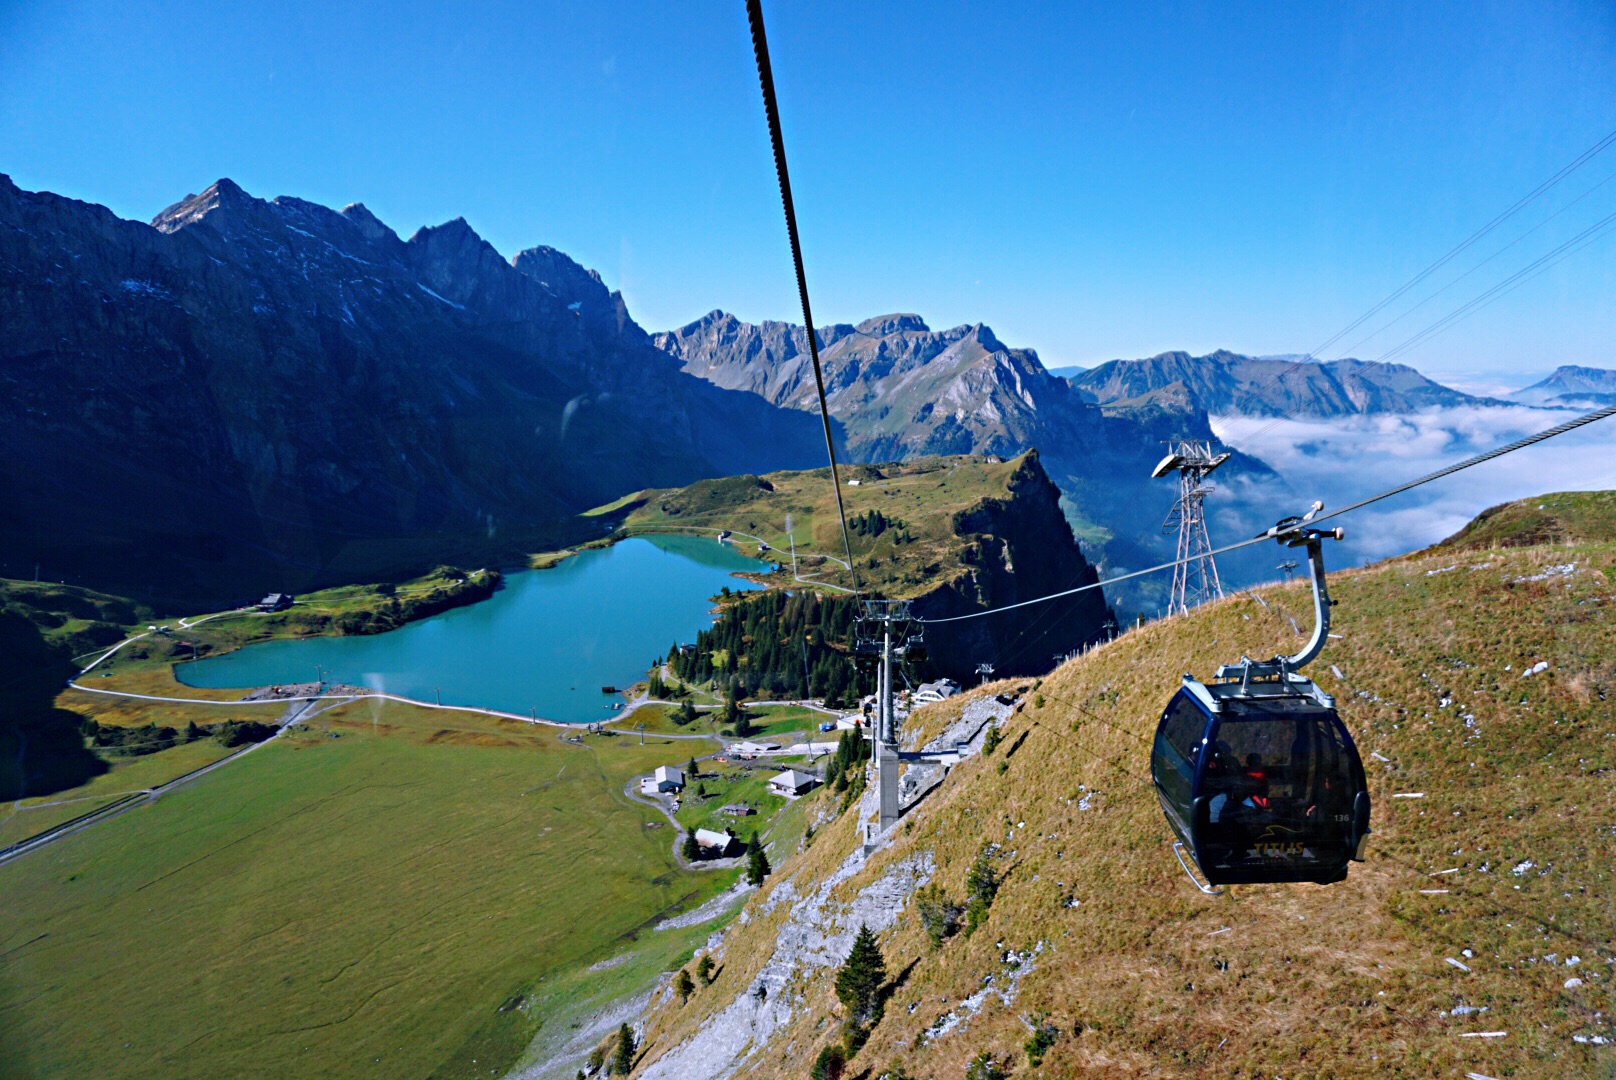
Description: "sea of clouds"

(1205, 405), (1616, 575)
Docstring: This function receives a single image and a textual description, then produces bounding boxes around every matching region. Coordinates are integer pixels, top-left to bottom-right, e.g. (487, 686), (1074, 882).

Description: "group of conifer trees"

(667, 591), (874, 707)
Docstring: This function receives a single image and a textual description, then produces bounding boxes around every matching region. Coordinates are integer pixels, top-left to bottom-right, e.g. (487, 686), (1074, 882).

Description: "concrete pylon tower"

(1151, 441), (1231, 616)
(853, 599), (918, 841)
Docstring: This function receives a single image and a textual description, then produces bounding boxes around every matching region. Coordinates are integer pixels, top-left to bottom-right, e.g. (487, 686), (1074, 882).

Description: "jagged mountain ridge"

(1509, 364), (1616, 408)
(656, 310), (1103, 462)
(0, 176), (829, 604)
(1071, 348), (1501, 417)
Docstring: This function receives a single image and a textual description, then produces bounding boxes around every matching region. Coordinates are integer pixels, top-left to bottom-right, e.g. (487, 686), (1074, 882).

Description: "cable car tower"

(1151, 441), (1232, 616)
(852, 599), (925, 838)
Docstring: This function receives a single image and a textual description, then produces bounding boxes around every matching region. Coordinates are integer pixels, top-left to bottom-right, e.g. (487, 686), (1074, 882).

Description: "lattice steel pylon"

(1151, 441), (1231, 616)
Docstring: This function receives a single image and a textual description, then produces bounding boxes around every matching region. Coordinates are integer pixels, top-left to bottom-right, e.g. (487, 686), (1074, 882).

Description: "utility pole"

(1151, 440), (1231, 616)
(435, 687), (441, 706)
(636, 722), (646, 745)
(976, 662), (995, 686)
(1277, 559), (1298, 581)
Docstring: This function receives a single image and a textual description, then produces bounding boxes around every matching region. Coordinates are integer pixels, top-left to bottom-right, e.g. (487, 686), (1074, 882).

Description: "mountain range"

(1069, 349), (1501, 416)
(0, 176), (830, 605)
(8, 173), (1601, 613)
(1508, 364), (1616, 408)
(653, 310), (1256, 603)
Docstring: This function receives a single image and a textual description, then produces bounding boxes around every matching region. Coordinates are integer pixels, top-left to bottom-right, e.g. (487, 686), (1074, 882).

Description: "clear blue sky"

(3, 1), (1613, 384)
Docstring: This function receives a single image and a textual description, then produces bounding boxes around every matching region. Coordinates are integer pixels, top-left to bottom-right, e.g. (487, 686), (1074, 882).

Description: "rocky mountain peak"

(406, 216), (512, 302)
(854, 313), (929, 336)
(150, 177), (260, 234)
(510, 244), (609, 307)
(340, 202), (398, 244)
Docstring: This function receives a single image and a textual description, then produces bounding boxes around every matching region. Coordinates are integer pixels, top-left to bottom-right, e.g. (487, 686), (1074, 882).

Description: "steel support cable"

(745, 0), (860, 592)
(1319, 164), (1616, 372)
(1227, 209), (1616, 454)
(918, 401), (1616, 625)
(1216, 124), (1616, 447)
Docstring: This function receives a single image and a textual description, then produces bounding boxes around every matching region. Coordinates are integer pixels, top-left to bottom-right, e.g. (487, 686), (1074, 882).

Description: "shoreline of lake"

(172, 536), (768, 724)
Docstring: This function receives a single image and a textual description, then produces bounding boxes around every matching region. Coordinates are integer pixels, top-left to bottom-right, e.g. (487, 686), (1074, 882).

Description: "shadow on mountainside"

(0, 611), (107, 802)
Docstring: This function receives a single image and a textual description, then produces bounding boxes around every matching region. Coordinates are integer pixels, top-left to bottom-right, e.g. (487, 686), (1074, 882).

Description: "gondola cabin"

(1152, 673), (1370, 886)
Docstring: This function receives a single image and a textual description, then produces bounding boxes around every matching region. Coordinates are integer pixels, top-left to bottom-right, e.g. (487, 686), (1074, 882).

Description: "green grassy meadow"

(0, 700), (735, 1080)
(601, 454), (1030, 597)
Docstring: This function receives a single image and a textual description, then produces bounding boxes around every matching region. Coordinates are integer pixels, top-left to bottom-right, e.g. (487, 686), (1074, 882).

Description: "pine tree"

(675, 968), (695, 1004)
(678, 700), (698, 726)
(809, 1045), (846, 1080)
(687, 755), (700, 778)
(746, 832), (772, 885)
(964, 842), (1000, 935)
(834, 924), (887, 1027)
(681, 832), (700, 861)
(696, 953), (714, 985)
(609, 1022), (634, 1075)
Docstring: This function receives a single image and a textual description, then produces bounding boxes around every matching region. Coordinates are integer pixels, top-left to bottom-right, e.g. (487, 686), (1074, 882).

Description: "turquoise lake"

(176, 536), (763, 723)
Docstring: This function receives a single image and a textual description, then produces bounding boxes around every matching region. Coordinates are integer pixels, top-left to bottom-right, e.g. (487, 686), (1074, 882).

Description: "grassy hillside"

(628, 516), (1616, 1078)
(596, 454), (1033, 597)
(0, 699), (736, 1080)
(1436, 490), (1616, 553)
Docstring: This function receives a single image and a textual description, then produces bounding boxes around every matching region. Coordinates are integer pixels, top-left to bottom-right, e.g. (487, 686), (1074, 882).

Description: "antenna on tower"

(1151, 440), (1231, 616)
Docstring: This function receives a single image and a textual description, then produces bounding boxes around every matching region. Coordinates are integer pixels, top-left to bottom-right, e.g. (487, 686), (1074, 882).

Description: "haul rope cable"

(918, 401), (1616, 625)
(745, 0), (860, 591)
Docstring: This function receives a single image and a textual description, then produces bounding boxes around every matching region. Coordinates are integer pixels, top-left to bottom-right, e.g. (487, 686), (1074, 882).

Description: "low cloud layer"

(1207, 405), (1616, 573)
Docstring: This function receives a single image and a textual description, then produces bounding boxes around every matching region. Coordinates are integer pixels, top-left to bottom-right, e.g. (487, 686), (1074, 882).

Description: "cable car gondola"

(1150, 507), (1371, 890)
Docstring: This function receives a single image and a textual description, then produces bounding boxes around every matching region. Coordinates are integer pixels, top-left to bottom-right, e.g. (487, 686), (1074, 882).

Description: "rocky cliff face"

(1072, 349), (1496, 417)
(0, 176), (829, 605)
(912, 452), (1112, 677)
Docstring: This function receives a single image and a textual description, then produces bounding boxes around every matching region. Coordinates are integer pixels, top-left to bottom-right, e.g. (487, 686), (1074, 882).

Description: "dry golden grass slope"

(627, 516), (1616, 1079)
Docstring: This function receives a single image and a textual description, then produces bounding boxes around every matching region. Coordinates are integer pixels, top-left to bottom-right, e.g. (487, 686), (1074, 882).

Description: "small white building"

(912, 679), (961, 706)
(641, 765), (684, 794)
(768, 769), (819, 799)
(694, 828), (739, 857)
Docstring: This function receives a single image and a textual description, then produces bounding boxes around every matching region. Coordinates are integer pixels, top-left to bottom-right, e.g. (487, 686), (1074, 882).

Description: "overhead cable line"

(918, 401), (1616, 625)
(1217, 124), (1616, 447)
(1320, 164), (1616, 370)
(745, 0), (860, 592)
(1227, 208), (1616, 453)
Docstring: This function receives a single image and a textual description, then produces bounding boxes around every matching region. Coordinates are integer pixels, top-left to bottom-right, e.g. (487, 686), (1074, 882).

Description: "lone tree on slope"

(675, 968), (695, 1004)
(681, 831), (700, 862)
(696, 953), (715, 985)
(746, 832), (772, 886)
(834, 923), (888, 1028)
(609, 1023), (635, 1076)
